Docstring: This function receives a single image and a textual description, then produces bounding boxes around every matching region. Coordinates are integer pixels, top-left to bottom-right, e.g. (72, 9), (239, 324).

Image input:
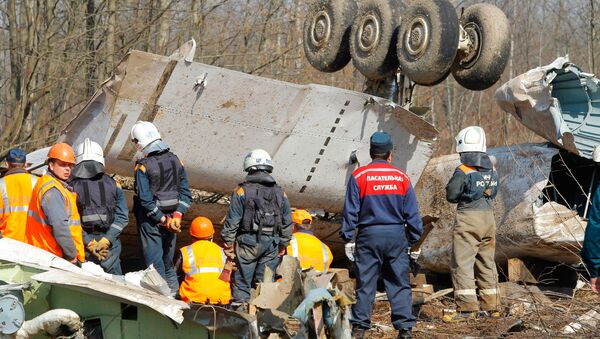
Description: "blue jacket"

(340, 160), (423, 245)
(134, 150), (192, 222)
(582, 187), (600, 277)
(446, 164), (499, 211)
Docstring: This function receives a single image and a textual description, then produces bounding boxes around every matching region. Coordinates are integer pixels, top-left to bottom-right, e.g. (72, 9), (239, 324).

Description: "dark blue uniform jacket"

(340, 160), (423, 245)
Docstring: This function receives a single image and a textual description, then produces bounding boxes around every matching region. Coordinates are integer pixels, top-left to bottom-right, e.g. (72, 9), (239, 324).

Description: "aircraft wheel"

(350, 0), (403, 80)
(397, 0), (459, 86)
(451, 4), (510, 91)
(303, 0), (357, 72)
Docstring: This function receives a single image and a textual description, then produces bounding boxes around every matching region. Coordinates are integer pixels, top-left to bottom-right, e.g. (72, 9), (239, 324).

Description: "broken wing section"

(61, 44), (437, 212)
(495, 57), (600, 159)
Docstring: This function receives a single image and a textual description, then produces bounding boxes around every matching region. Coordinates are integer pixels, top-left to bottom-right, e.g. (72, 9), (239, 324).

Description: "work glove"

(167, 211), (183, 233)
(94, 238), (111, 261)
(344, 242), (356, 262)
(223, 243), (236, 259)
(408, 248), (421, 276)
(87, 239), (105, 261)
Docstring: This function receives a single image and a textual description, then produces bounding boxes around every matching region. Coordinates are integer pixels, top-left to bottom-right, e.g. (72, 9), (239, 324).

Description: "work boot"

(442, 311), (477, 323)
(397, 328), (412, 339)
(478, 310), (502, 319)
(351, 326), (366, 339)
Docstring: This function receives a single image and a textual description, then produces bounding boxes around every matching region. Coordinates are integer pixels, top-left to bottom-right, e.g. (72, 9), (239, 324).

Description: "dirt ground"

(368, 288), (600, 338)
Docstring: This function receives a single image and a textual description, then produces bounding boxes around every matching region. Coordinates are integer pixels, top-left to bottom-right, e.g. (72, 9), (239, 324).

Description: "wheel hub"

(404, 17), (429, 58)
(357, 13), (380, 52)
(457, 23), (481, 68)
(310, 10), (331, 47)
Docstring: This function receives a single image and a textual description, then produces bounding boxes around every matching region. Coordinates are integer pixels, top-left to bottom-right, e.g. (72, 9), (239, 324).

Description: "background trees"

(0, 0), (598, 156)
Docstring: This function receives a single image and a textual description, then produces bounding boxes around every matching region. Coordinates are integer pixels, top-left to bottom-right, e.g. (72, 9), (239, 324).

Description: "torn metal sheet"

(0, 238), (189, 324)
(183, 304), (259, 338)
(415, 144), (585, 272)
(59, 40), (437, 212)
(495, 56), (600, 159)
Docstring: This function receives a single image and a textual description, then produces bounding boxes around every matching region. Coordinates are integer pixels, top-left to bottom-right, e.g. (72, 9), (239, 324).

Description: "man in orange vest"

(287, 209), (332, 273)
(174, 216), (231, 305)
(25, 143), (85, 264)
(0, 148), (37, 241)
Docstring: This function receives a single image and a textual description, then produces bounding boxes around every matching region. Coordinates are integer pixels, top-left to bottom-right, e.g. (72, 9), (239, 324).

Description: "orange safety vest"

(25, 174), (85, 262)
(0, 172), (37, 241)
(179, 240), (231, 304)
(287, 232), (333, 272)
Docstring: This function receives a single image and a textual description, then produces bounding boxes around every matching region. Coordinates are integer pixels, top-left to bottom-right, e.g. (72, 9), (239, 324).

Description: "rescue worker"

(221, 149), (293, 309)
(0, 148), (37, 241)
(287, 209), (333, 272)
(25, 143), (85, 264)
(443, 126), (500, 322)
(175, 216), (231, 305)
(341, 131), (423, 339)
(70, 138), (128, 274)
(131, 121), (193, 295)
(581, 146), (600, 294)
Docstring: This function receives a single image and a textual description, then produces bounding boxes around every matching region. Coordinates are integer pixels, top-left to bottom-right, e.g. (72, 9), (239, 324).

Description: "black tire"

(303, 0), (357, 72)
(397, 0), (459, 86)
(349, 0), (403, 80)
(451, 4), (510, 91)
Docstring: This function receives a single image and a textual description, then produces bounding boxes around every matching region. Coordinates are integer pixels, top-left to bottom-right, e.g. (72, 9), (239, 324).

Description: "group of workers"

(0, 121), (333, 312)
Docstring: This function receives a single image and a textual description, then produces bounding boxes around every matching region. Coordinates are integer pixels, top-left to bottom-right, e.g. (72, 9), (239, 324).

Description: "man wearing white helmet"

(70, 138), (129, 274)
(130, 121), (193, 294)
(443, 126), (501, 323)
(221, 149), (293, 309)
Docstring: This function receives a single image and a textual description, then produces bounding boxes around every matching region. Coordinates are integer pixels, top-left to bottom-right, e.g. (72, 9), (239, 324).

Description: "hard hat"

(75, 138), (105, 165)
(130, 121), (161, 150)
(243, 149), (273, 172)
(47, 143), (76, 164)
(190, 216), (215, 239)
(292, 209), (312, 225)
(455, 126), (486, 153)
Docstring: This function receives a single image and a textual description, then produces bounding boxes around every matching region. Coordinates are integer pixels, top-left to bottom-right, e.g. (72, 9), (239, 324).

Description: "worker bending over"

(221, 149), (293, 310)
(131, 121), (193, 295)
(287, 209), (332, 272)
(26, 143), (85, 264)
(0, 148), (37, 241)
(444, 126), (500, 322)
(70, 138), (128, 274)
(341, 131), (423, 339)
(175, 216), (231, 305)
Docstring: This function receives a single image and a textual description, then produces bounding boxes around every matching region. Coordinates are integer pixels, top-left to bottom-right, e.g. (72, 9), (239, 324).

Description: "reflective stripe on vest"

(288, 233), (331, 273)
(179, 241), (231, 304)
(81, 214), (108, 223)
(185, 245), (226, 276)
(25, 174), (85, 261)
(0, 173), (37, 241)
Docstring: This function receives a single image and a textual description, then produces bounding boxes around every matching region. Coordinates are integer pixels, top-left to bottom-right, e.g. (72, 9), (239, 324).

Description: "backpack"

(241, 182), (284, 237)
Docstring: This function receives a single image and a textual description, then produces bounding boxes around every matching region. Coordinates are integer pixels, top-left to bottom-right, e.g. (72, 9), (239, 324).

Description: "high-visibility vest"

(0, 172), (37, 241)
(25, 174), (85, 262)
(179, 240), (231, 304)
(287, 232), (333, 272)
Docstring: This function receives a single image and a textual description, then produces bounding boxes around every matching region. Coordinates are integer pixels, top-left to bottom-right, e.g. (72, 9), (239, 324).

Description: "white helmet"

(243, 149), (273, 172)
(455, 126), (486, 153)
(75, 138), (105, 165)
(131, 121), (161, 150)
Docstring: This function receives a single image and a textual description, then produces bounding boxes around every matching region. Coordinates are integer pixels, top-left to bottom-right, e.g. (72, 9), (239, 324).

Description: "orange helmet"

(190, 216), (214, 239)
(292, 209), (312, 225)
(47, 143), (76, 164)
